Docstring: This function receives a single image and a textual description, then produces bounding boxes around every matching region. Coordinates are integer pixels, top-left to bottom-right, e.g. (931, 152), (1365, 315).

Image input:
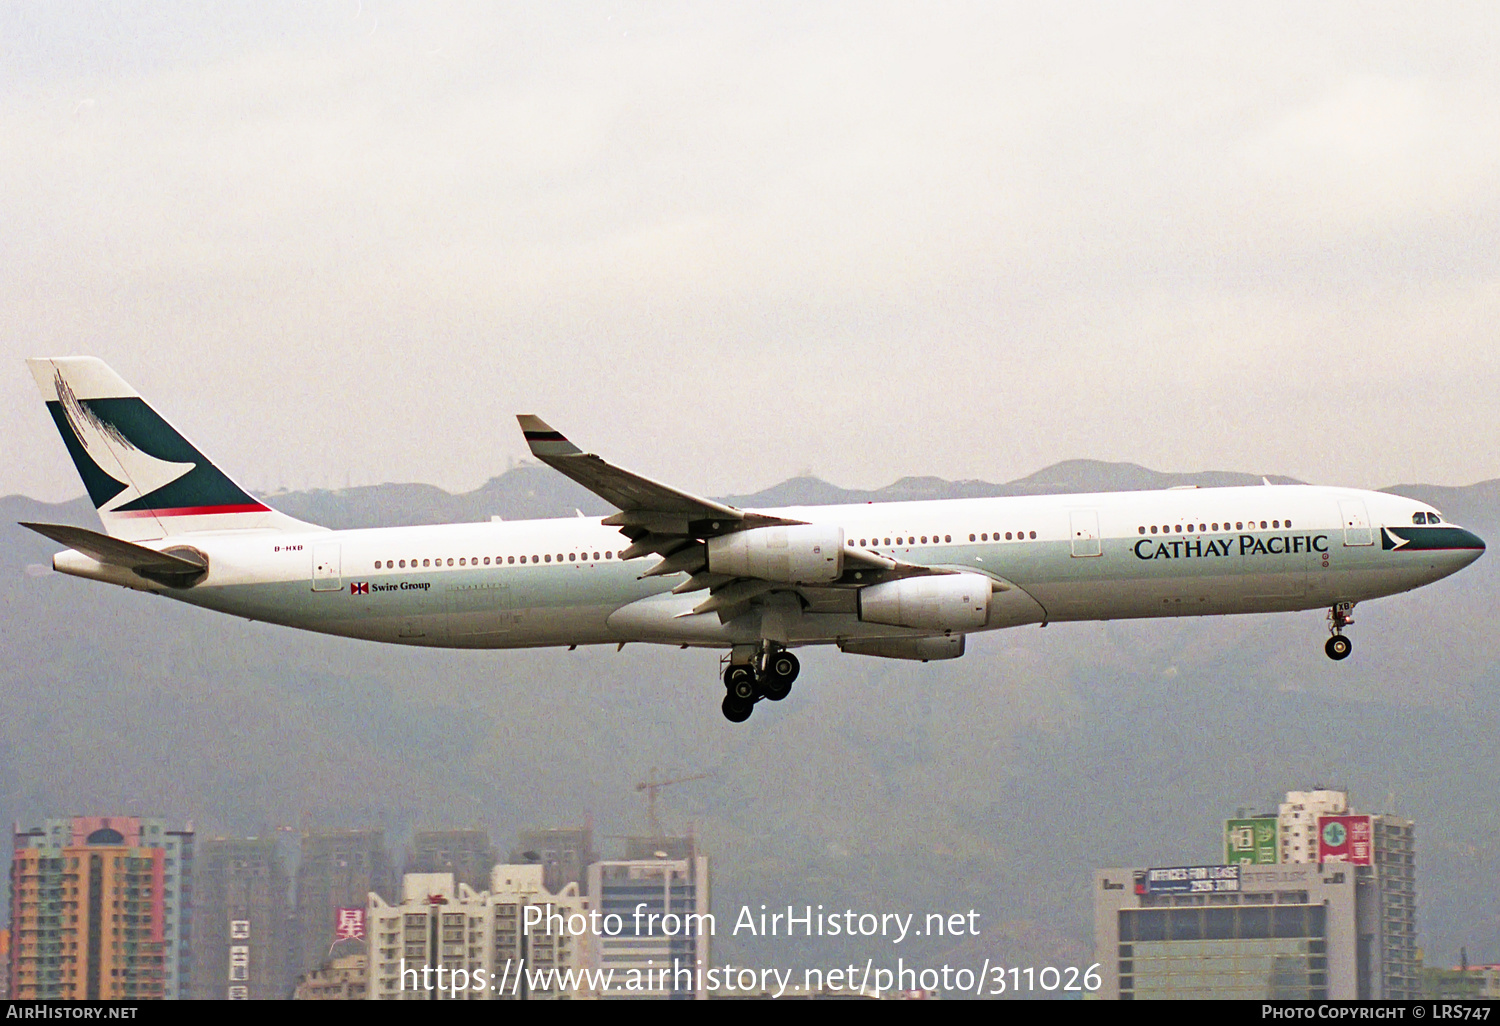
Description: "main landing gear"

(721, 646), (800, 723)
(1325, 603), (1355, 661)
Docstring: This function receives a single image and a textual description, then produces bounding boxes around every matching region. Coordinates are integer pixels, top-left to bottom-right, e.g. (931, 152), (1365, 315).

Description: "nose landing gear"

(1325, 603), (1355, 661)
(720, 646), (801, 721)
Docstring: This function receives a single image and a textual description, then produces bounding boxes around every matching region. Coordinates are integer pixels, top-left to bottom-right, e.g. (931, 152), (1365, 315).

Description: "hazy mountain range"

(3, 461), (1496, 978)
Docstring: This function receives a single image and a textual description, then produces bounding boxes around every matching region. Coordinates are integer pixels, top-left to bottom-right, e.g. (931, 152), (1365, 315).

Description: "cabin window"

(1260, 521), (1267, 529)
(569, 553), (576, 561)
(446, 558), (453, 566)
(945, 535), (951, 543)
(544, 554), (552, 563)
(1030, 531), (1036, 539)
(459, 558), (466, 566)
(970, 534), (977, 541)
(606, 551), (613, 558)
(1236, 522), (1243, 530)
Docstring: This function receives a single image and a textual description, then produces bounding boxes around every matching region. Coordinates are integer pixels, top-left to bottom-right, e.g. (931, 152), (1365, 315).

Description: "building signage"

(334, 906), (366, 941)
(1226, 818), (1279, 865)
(1317, 815), (1373, 865)
(1135, 864), (1240, 895)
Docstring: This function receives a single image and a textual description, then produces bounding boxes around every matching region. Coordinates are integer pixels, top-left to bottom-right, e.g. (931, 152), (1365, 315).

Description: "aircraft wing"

(517, 415), (808, 555)
(517, 417), (951, 621)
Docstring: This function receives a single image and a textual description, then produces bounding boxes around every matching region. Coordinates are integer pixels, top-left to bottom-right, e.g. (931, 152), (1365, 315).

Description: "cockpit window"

(1430, 512), (1442, 524)
(1413, 512), (1426, 524)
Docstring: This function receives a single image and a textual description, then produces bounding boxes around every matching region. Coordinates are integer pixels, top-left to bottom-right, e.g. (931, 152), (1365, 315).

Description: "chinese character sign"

(334, 906), (366, 941)
(1317, 815), (1373, 865)
(1225, 818), (1279, 865)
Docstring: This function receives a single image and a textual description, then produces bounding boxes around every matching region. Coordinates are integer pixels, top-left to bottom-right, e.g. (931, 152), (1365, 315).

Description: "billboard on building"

(1225, 818), (1279, 864)
(1317, 815), (1373, 865)
(1134, 864), (1240, 895)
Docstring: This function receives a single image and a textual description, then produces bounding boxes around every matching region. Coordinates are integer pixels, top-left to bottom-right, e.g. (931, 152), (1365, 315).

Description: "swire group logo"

(350, 582), (369, 595)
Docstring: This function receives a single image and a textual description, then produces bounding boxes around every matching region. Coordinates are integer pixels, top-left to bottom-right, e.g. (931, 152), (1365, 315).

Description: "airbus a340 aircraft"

(23, 357), (1486, 722)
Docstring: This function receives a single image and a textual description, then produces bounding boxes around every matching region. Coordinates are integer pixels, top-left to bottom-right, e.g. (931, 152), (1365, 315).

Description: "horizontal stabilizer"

(21, 521), (207, 586)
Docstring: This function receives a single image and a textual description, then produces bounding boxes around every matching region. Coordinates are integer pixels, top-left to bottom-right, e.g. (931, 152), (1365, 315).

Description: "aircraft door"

(1070, 510), (1102, 557)
(311, 545), (341, 591)
(1339, 500), (1374, 546)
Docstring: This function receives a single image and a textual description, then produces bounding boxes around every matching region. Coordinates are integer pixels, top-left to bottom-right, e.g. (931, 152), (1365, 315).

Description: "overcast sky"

(4, 2), (1499, 504)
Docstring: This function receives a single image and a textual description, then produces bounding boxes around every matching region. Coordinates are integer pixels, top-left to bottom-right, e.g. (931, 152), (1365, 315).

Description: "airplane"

(21, 357), (1487, 723)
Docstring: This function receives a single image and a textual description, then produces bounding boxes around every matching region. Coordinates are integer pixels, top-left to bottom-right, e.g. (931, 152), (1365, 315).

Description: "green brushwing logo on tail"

(47, 372), (267, 517)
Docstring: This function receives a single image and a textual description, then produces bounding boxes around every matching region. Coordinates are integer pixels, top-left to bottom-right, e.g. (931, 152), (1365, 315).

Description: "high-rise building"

(405, 830), (496, 894)
(1094, 862), (1358, 999)
(1094, 789), (1418, 1000)
(364, 867), (593, 1000)
(1271, 790), (1417, 999)
(293, 829), (394, 975)
(510, 827), (597, 896)
(1277, 790), (1349, 864)
(488, 863), (591, 1000)
(9, 816), (194, 1000)
(367, 872), (487, 1001)
(189, 836), (292, 1000)
(588, 844), (710, 1000)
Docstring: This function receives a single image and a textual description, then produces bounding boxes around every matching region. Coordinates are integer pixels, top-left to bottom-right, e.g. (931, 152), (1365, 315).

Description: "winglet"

(517, 415), (583, 457)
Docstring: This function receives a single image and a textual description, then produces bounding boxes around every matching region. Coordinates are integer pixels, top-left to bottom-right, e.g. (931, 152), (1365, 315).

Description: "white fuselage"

(52, 483), (1484, 654)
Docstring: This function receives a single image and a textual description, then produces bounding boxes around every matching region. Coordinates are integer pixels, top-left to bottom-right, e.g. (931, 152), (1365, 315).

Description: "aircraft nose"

(1456, 527), (1486, 564)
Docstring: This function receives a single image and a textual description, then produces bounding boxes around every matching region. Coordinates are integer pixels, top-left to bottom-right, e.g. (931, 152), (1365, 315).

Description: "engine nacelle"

(839, 636), (966, 661)
(706, 525), (844, 584)
(857, 573), (991, 631)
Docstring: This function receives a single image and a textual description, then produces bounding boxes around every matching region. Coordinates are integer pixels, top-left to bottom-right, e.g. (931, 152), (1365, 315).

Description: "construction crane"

(635, 767), (710, 837)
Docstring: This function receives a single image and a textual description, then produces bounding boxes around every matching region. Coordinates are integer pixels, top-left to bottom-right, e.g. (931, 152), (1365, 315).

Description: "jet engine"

(857, 573), (991, 631)
(706, 525), (844, 584)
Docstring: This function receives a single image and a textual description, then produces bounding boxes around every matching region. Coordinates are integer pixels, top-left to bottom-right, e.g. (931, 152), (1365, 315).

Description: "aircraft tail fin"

(26, 357), (316, 541)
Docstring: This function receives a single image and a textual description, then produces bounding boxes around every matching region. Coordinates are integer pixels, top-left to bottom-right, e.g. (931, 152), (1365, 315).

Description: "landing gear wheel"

(1325, 635), (1352, 661)
(721, 694), (753, 723)
(724, 664), (757, 701)
(759, 651), (799, 702)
